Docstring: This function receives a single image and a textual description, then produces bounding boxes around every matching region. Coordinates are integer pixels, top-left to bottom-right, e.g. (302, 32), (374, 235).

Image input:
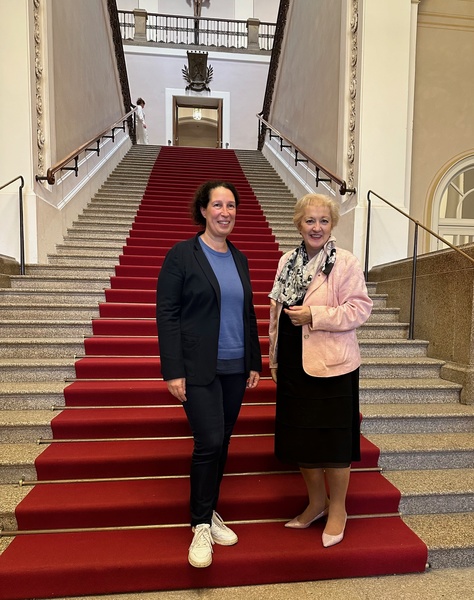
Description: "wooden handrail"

(257, 115), (355, 196)
(36, 108), (136, 185)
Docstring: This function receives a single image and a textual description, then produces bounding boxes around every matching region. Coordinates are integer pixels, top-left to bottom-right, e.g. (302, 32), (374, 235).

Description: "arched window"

(432, 158), (474, 250)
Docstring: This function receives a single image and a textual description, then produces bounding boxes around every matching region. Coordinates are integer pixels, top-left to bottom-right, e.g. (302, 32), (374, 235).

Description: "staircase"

(235, 150), (301, 253)
(0, 146), (473, 599)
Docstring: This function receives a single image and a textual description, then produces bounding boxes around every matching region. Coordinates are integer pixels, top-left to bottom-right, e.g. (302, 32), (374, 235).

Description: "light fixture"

(193, 108), (202, 121)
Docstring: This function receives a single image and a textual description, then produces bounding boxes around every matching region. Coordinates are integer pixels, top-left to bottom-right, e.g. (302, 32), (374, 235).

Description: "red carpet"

(0, 147), (427, 600)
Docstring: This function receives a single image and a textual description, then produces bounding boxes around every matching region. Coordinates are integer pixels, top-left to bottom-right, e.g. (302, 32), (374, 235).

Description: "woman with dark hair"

(157, 181), (261, 568)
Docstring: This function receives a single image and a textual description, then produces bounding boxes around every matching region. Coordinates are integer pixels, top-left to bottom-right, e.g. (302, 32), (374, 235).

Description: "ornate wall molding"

(34, 0), (45, 176)
(347, 0), (358, 193)
(257, 0), (289, 151)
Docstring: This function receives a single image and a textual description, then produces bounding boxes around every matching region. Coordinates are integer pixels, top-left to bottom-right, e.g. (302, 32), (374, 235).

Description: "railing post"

(364, 192), (372, 281)
(133, 9), (148, 42)
(18, 178), (25, 275)
(246, 18), (260, 50)
(409, 224), (419, 340)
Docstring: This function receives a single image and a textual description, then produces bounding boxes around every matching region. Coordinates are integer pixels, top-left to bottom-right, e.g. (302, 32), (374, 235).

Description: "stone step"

(0, 484), (30, 530)
(48, 248), (120, 270)
(70, 221), (131, 232)
(360, 357), (445, 379)
(0, 320), (92, 338)
(367, 432), (473, 470)
(56, 241), (124, 252)
(0, 444), (46, 484)
(0, 289), (106, 305)
(404, 512), (474, 569)
(0, 338), (84, 358)
(28, 265), (116, 277)
(356, 338), (431, 357)
(0, 358), (75, 382)
(64, 231), (135, 241)
(357, 323), (409, 338)
(361, 403), (474, 433)
(9, 275), (111, 291)
(385, 469), (474, 515)
(0, 410), (54, 443)
(359, 378), (461, 404)
(3, 401), (471, 446)
(0, 382), (66, 410)
(0, 303), (99, 319)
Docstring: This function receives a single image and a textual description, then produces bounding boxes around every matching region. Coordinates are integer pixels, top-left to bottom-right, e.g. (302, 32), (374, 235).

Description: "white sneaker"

(210, 511), (238, 546)
(188, 524), (214, 568)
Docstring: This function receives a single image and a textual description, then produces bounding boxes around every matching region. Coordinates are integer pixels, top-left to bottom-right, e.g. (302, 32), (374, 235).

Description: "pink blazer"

(269, 247), (373, 378)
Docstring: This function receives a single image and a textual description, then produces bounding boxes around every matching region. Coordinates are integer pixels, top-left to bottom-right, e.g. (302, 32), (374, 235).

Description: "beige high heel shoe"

(322, 515), (347, 547)
(285, 508), (328, 529)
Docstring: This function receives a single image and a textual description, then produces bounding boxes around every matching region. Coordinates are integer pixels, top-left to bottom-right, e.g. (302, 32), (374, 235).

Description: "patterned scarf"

(268, 236), (336, 306)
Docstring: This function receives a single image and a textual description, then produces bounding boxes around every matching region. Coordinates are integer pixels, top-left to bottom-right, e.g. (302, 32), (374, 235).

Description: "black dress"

(274, 303), (361, 467)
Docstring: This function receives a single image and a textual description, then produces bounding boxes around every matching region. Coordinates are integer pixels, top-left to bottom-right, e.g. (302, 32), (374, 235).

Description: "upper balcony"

(117, 9), (275, 54)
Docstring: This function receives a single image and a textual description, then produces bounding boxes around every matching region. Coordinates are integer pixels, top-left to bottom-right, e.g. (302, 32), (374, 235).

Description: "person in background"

(268, 193), (372, 548)
(157, 180), (262, 568)
(135, 97), (148, 144)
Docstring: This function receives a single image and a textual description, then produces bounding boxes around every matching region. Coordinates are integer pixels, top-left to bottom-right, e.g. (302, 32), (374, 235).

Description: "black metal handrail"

(0, 176), (26, 275)
(257, 115), (355, 196)
(35, 108), (136, 186)
(366, 190), (474, 339)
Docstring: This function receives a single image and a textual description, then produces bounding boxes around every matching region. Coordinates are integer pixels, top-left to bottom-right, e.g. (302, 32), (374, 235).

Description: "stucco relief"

(34, 0), (45, 175)
(347, 0), (358, 191)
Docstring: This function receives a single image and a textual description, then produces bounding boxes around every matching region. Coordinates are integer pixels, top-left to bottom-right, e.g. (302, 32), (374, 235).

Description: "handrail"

(366, 190), (474, 339)
(0, 175), (26, 275)
(257, 115), (355, 196)
(35, 108), (136, 185)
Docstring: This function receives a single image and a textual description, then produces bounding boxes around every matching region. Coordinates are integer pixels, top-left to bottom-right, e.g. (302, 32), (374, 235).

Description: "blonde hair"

(293, 193), (340, 230)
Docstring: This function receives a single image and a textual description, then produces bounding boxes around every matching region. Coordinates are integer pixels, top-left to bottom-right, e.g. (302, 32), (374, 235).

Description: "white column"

(353, 0), (419, 269)
(0, 0), (38, 264)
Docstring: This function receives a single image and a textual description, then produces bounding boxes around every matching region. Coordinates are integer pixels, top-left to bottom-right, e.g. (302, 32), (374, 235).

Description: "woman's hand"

(166, 378), (187, 403)
(283, 305), (312, 326)
(270, 367), (277, 383)
(247, 371), (260, 388)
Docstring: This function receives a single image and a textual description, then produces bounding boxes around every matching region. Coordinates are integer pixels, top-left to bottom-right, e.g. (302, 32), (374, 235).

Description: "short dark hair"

(191, 181), (240, 227)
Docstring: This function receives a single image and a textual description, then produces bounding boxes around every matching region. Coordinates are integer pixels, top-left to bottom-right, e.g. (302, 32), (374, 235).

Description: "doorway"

(173, 97), (222, 148)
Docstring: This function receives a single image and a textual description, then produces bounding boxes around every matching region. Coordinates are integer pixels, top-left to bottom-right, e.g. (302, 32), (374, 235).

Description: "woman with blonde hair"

(269, 193), (372, 547)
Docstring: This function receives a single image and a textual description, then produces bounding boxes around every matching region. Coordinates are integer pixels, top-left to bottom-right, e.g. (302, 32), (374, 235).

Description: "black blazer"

(157, 233), (262, 385)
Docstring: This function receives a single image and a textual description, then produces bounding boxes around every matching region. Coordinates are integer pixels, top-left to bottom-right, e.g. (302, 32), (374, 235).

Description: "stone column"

(133, 9), (147, 42)
(247, 18), (260, 50)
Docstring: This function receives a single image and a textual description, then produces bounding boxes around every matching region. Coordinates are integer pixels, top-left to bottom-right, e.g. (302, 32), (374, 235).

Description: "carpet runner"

(0, 147), (427, 600)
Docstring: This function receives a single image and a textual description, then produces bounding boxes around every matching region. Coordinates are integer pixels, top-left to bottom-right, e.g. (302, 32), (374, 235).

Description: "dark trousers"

(183, 373), (247, 527)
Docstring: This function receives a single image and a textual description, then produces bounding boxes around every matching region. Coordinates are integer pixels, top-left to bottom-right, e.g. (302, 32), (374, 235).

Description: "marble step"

(0, 289), (106, 305)
(0, 358), (76, 382)
(367, 432), (474, 470)
(0, 443), (45, 484)
(27, 263), (115, 276)
(359, 378), (461, 404)
(2, 402), (472, 446)
(0, 338), (84, 358)
(0, 320), (93, 338)
(9, 275), (111, 291)
(0, 303), (99, 319)
(359, 357), (445, 379)
(385, 469), (474, 515)
(48, 249), (119, 264)
(360, 403), (474, 433)
(404, 512), (474, 569)
(0, 382), (66, 410)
